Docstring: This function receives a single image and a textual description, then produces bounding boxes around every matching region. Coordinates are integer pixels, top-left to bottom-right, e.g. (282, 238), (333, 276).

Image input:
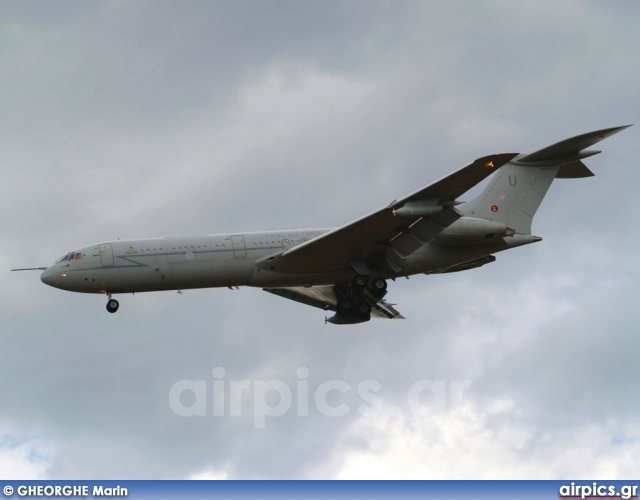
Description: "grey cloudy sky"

(1, 0), (639, 479)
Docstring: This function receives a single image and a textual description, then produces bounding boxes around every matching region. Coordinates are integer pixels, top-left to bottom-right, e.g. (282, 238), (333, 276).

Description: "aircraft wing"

(256, 153), (518, 274)
(263, 286), (405, 319)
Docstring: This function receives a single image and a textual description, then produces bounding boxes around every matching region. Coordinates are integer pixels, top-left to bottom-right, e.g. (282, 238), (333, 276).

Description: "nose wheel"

(106, 298), (120, 313)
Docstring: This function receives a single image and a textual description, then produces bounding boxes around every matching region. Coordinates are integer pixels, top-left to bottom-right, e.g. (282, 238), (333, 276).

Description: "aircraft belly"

(96, 267), (170, 293)
(248, 269), (355, 288)
(164, 262), (213, 289)
(164, 254), (254, 289)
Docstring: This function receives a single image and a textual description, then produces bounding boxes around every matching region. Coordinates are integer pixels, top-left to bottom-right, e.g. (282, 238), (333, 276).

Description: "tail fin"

(460, 125), (631, 235)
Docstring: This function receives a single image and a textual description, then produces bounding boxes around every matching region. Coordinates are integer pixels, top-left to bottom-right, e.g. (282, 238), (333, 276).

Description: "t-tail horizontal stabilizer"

(513, 125), (632, 166)
(460, 125), (632, 235)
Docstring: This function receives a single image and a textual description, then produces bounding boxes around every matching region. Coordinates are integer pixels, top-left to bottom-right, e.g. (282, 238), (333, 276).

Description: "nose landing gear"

(106, 294), (120, 313)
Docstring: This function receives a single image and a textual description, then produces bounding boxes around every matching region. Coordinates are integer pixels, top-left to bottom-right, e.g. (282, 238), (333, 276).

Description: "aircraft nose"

(40, 266), (73, 290)
(40, 268), (55, 286)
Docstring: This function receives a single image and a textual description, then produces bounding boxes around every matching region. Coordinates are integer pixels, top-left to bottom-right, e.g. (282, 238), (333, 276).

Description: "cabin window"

(74, 253), (83, 260)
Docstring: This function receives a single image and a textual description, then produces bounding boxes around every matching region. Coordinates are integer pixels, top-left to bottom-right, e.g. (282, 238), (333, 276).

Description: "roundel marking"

(185, 251), (194, 260)
(491, 205), (499, 213)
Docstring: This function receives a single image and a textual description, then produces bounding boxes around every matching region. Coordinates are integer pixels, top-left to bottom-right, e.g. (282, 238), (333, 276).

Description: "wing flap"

(263, 286), (405, 319)
(263, 286), (336, 311)
(371, 299), (405, 319)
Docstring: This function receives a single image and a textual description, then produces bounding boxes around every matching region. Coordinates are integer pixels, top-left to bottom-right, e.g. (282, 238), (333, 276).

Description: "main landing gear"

(327, 275), (388, 324)
(106, 294), (120, 313)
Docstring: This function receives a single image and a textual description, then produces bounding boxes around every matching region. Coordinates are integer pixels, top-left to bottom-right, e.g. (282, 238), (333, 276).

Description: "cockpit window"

(56, 254), (70, 263)
(56, 252), (81, 263)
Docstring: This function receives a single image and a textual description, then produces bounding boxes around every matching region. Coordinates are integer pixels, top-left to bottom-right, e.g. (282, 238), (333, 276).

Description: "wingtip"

(605, 124), (633, 135)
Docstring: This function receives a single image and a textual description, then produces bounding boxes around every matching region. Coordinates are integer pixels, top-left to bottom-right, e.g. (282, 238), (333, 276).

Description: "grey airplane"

(13, 126), (630, 324)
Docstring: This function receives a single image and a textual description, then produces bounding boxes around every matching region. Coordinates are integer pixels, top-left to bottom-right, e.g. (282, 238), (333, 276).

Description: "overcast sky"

(1, 0), (639, 479)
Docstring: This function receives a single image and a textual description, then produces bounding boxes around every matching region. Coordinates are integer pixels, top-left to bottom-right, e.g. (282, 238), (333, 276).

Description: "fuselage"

(41, 228), (331, 294)
(39, 224), (537, 296)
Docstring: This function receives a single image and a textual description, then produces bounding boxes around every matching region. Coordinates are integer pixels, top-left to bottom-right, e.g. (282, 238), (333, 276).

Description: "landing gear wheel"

(106, 299), (120, 313)
(337, 299), (352, 314)
(371, 278), (387, 293)
(358, 302), (371, 315)
(352, 274), (368, 290)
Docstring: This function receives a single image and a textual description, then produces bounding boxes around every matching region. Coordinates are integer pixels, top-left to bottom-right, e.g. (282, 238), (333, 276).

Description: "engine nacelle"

(434, 217), (514, 246)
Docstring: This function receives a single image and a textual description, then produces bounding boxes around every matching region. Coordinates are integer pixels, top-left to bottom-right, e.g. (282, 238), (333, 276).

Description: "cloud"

(0, 425), (53, 479)
(334, 402), (640, 479)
